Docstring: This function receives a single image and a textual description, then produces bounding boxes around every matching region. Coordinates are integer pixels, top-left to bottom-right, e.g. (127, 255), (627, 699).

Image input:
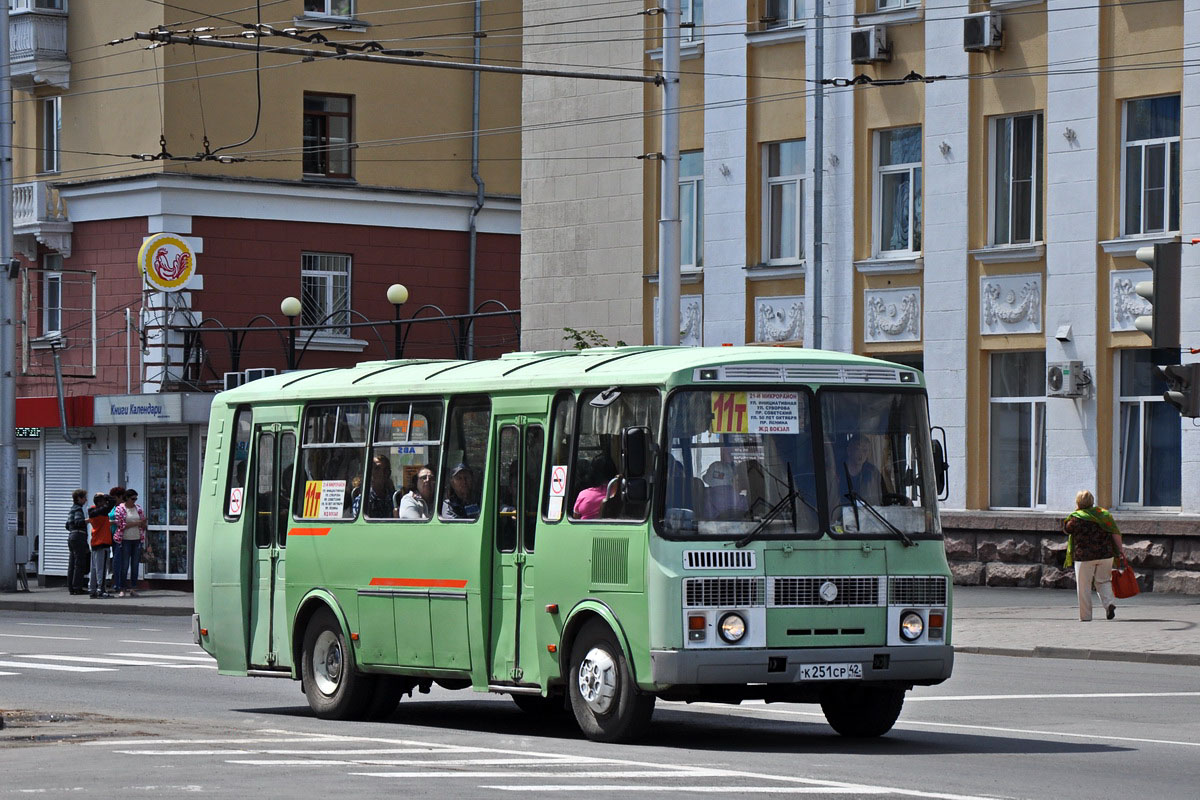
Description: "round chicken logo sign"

(138, 234), (196, 292)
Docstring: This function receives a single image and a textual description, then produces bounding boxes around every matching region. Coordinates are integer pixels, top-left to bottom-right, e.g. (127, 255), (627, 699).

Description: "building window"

(681, 0), (703, 40)
(763, 0), (803, 27)
(1118, 349), (1181, 508)
(303, 93), (352, 178)
(1122, 95), (1180, 236)
(144, 435), (190, 577)
(764, 140), (804, 263)
(680, 150), (704, 269)
(304, 0), (352, 17)
(301, 252), (351, 337)
(875, 126), (922, 254)
(989, 351), (1046, 508)
(40, 97), (60, 174)
(9, 1), (68, 11)
(991, 112), (1043, 246)
(877, 0), (918, 9)
(41, 253), (62, 336)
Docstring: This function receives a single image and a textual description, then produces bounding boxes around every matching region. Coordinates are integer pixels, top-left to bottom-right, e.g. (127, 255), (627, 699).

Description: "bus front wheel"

(820, 686), (905, 737)
(567, 620), (654, 743)
(301, 607), (376, 720)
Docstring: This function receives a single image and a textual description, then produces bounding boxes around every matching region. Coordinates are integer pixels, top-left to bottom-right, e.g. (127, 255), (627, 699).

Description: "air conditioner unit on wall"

(223, 372), (244, 392)
(964, 11), (1002, 52)
(850, 25), (891, 65)
(1047, 361), (1085, 398)
(244, 367), (277, 383)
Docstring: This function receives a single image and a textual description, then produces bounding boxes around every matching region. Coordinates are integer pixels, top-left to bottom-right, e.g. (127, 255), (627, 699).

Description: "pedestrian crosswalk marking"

(16, 654), (186, 667)
(0, 671), (16, 676)
(0, 659), (115, 672)
(0, 633), (91, 641)
(118, 652), (216, 662)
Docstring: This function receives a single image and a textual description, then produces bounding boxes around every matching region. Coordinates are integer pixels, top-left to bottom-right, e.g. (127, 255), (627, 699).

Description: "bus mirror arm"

(621, 426), (651, 479)
(623, 477), (648, 505)
(930, 426), (949, 500)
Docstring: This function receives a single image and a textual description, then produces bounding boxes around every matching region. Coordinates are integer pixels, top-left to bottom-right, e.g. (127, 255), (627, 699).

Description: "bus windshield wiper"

(842, 464), (916, 548)
(736, 465), (813, 548)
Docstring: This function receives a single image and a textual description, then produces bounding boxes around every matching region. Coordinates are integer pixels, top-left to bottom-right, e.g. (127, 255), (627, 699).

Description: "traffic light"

(1133, 242), (1182, 349)
(1157, 363), (1200, 418)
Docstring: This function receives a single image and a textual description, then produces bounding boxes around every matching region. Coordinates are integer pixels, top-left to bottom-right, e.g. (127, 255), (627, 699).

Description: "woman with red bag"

(1063, 490), (1127, 622)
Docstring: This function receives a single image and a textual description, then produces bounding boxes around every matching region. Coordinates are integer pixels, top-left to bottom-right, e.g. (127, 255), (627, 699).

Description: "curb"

(956, 645), (1200, 667)
(0, 599), (192, 617)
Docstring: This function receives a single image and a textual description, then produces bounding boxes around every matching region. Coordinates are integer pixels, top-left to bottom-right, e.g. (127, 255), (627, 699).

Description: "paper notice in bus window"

(319, 480), (346, 518)
(547, 464), (567, 519)
(746, 391), (799, 434)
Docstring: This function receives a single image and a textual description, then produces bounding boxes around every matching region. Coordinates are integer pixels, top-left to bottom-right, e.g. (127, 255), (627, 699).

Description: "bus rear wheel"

(567, 620), (654, 743)
(302, 607), (376, 720)
(820, 686), (905, 737)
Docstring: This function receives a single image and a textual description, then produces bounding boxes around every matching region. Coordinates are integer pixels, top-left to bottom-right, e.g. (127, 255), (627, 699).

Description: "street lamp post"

(280, 296), (302, 371)
(386, 283), (408, 360)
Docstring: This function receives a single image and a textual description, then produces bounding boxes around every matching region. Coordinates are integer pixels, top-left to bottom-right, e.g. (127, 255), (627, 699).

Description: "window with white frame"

(875, 126), (922, 254)
(1122, 95), (1180, 236)
(764, 0), (804, 27)
(301, 253), (351, 337)
(40, 97), (60, 174)
(1118, 349), (1181, 508)
(989, 351), (1047, 508)
(877, 0), (918, 9)
(763, 140), (804, 263)
(42, 253), (62, 336)
(991, 112), (1043, 246)
(681, 0), (703, 40)
(9, 1), (68, 11)
(680, 150), (704, 269)
(304, 0), (352, 17)
(303, 93), (353, 178)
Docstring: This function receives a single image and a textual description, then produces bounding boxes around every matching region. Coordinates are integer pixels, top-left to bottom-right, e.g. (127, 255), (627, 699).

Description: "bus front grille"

(888, 576), (948, 606)
(683, 549), (756, 570)
(769, 577), (881, 607)
(684, 577), (765, 608)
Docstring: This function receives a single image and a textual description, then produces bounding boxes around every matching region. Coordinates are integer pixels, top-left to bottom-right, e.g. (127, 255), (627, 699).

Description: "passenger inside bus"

(397, 466), (435, 520)
(364, 455), (397, 518)
(574, 453), (618, 520)
(442, 463), (480, 520)
(701, 460), (749, 520)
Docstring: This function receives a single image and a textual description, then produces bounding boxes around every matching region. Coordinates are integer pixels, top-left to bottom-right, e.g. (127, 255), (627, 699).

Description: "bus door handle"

(514, 552), (527, 565)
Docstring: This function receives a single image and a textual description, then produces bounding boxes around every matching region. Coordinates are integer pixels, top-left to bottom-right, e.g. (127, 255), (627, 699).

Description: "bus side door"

(488, 417), (545, 686)
(247, 424), (297, 670)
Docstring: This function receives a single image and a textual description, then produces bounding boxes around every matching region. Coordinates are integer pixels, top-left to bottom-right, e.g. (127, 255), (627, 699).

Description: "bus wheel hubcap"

(577, 646), (618, 714)
(313, 630), (343, 695)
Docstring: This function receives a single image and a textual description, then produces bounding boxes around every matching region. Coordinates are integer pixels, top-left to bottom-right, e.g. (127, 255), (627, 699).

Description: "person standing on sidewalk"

(113, 489), (147, 597)
(65, 489), (90, 595)
(87, 492), (116, 599)
(1063, 490), (1126, 622)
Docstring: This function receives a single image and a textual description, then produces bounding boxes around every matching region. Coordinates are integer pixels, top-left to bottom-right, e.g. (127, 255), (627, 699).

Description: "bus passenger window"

(294, 402), (369, 520)
(369, 400), (443, 521)
(439, 397), (489, 521)
(225, 406), (252, 520)
(569, 388), (660, 522)
(542, 392), (575, 521)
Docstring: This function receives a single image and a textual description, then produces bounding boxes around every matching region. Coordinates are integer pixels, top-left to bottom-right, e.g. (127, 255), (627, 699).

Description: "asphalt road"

(1, 610), (1198, 799)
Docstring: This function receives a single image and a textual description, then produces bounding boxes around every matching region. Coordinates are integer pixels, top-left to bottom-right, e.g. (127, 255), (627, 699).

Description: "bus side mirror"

(621, 426), (650, 479)
(624, 477), (649, 504)
(930, 426), (949, 500)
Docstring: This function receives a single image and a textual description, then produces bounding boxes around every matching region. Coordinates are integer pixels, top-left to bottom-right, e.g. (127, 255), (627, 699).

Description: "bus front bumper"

(650, 645), (953, 686)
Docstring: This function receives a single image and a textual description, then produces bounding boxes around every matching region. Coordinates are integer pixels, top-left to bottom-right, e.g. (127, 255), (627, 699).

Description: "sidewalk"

(1, 584), (1198, 665)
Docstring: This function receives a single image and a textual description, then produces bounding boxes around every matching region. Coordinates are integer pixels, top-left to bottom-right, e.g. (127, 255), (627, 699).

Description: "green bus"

(193, 346), (953, 742)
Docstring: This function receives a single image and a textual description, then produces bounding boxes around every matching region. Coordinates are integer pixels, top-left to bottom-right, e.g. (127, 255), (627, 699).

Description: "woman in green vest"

(1062, 490), (1127, 622)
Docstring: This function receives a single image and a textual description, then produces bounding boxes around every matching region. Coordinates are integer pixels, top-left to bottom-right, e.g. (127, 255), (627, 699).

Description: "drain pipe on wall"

(50, 344), (83, 445)
(466, 0), (485, 359)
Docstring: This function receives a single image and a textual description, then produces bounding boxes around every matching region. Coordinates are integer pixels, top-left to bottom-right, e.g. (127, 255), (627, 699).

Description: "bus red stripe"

(289, 528), (332, 537)
(369, 577), (469, 589)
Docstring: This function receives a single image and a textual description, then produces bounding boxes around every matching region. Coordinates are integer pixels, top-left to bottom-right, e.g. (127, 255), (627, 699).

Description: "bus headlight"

(899, 611), (924, 641)
(717, 612), (747, 644)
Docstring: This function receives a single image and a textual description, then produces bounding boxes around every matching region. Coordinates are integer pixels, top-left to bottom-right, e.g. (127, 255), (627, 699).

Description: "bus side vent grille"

(683, 550), (756, 570)
(684, 577), (765, 608)
(591, 538), (629, 585)
(841, 367), (902, 383)
(719, 365), (784, 381)
(783, 366), (843, 382)
(888, 576), (947, 606)
(770, 577), (881, 607)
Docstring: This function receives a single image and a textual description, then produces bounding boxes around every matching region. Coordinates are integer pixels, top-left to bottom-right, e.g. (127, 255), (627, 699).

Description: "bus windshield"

(820, 389), (939, 537)
(660, 388), (821, 538)
(658, 387), (939, 539)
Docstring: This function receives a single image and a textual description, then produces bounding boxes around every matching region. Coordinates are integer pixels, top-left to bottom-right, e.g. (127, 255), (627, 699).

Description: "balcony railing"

(12, 181), (72, 259)
(8, 6), (69, 91)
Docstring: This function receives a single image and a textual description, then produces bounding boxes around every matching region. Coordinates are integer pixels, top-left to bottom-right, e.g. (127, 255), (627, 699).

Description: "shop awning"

(16, 395), (95, 428)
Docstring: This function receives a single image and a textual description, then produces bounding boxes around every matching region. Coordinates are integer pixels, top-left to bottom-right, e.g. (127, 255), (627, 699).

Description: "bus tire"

(567, 620), (654, 742)
(301, 607), (376, 720)
(820, 686), (905, 737)
(364, 676), (404, 721)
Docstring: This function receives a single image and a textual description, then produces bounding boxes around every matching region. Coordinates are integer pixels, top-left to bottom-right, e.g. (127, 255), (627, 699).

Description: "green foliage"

(562, 327), (627, 350)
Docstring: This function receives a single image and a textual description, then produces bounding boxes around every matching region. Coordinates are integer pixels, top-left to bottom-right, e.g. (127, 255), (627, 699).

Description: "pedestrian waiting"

(66, 489), (90, 595)
(87, 492), (117, 599)
(1062, 490), (1127, 622)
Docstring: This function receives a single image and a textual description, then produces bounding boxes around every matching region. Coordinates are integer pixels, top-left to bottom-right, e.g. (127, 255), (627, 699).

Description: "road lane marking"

(15, 655), (180, 666)
(0, 671), (16, 676)
(118, 639), (197, 646)
(16, 622), (112, 629)
(905, 691), (1200, 702)
(86, 738), (347, 746)
(118, 653), (216, 662)
(0, 633), (90, 641)
(353, 770), (731, 779)
(481, 788), (887, 795)
(122, 751), (532, 758)
(0, 659), (115, 672)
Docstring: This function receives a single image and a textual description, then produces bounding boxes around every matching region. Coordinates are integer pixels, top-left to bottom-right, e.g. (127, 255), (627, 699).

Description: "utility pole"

(811, 0), (825, 350)
(0, 1), (17, 592)
(656, 0), (681, 346)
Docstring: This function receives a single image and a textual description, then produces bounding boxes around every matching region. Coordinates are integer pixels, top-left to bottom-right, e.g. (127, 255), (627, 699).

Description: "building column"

(1180, 3), (1200, 513)
(1044, 0), (1100, 509)
(922, 5), (971, 509)
(701, 2), (748, 345)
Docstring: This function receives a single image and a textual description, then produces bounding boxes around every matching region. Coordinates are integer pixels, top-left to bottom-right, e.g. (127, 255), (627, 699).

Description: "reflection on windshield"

(821, 390), (938, 536)
(660, 389), (820, 536)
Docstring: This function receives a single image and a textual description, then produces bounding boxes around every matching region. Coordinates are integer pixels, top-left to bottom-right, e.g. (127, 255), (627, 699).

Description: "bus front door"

(247, 425), (297, 671)
(488, 419), (545, 687)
